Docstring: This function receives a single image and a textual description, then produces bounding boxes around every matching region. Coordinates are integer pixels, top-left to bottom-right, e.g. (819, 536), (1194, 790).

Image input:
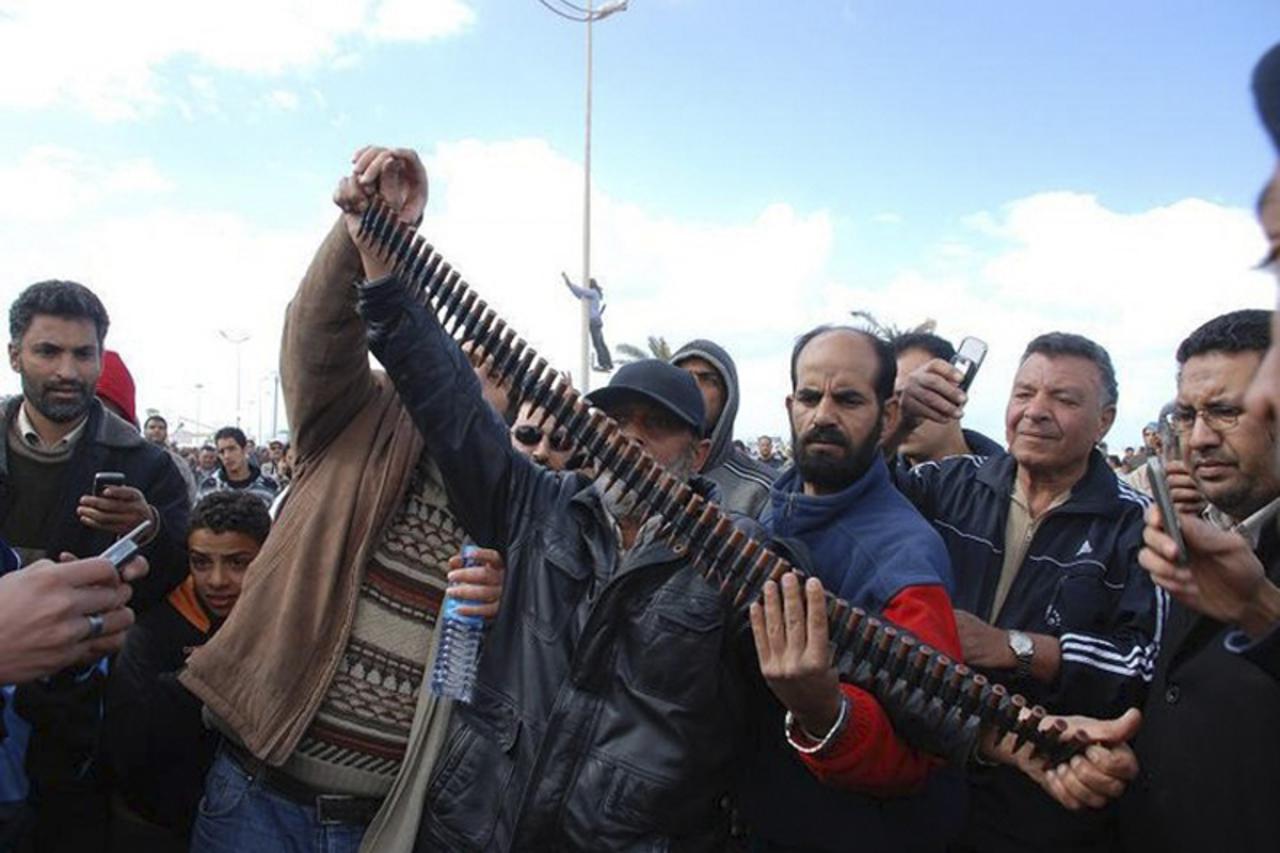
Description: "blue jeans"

(189, 750), (369, 853)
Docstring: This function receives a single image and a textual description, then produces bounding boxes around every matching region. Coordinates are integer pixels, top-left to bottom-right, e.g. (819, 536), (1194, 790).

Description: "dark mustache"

(801, 427), (850, 449)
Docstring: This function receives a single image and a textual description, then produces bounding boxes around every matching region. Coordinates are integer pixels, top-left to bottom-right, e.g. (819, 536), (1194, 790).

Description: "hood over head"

(672, 338), (740, 472)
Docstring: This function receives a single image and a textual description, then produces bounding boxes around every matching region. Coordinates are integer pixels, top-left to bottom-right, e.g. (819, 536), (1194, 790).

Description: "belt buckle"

(316, 794), (352, 826)
(315, 794), (372, 826)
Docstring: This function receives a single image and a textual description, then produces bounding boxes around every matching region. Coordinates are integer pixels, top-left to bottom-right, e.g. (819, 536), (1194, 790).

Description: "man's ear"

(691, 437), (712, 473)
(8, 341), (19, 374)
(879, 396), (901, 448)
(1097, 405), (1117, 443)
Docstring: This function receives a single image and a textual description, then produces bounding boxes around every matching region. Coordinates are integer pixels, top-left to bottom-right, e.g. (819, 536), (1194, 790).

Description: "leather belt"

(223, 741), (384, 826)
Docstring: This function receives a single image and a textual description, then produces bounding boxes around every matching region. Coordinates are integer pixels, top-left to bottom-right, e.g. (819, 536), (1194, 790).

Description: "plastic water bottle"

(430, 544), (487, 703)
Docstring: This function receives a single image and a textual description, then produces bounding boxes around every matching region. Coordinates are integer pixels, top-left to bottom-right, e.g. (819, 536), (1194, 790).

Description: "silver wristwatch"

(1008, 629), (1034, 680)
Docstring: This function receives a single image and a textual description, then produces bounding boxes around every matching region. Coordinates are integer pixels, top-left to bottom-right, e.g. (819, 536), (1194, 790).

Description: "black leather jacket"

(360, 276), (758, 851)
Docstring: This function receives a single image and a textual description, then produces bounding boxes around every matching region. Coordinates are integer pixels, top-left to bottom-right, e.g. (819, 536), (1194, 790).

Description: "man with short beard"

(893, 331), (1162, 852)
(0, 280), (189, 850)
(2, 281), (189, 605)
(739, 325), (966, 852)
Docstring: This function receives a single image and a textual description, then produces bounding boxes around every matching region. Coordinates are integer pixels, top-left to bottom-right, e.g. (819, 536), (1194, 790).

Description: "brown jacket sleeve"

(280, 217), (375, 461)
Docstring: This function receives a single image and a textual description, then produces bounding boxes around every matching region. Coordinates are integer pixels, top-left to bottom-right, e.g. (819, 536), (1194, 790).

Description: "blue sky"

(1, 0), (1278, 447)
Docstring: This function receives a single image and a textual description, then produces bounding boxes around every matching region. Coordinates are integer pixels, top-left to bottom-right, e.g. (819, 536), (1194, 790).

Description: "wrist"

(794, 690), (843, 736)
(360, 255), (396, 282)
(138, 505), (160, 545)
(1238, 580), (1280, 639)
(786, 693), (851, 755)
(1007, 629), (1034, 677)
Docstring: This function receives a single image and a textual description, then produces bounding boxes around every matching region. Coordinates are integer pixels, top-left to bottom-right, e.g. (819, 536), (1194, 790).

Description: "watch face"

(1010, 631), (1034, 657)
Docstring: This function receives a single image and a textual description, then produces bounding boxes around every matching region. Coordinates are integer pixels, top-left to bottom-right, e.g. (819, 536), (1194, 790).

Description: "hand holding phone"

(98, 519), (153, 574)
(80, 474), (153, 537)
(93, 472), (126, 497)
(1147, 457), (1188, 565)
(950, 337), (988, 393)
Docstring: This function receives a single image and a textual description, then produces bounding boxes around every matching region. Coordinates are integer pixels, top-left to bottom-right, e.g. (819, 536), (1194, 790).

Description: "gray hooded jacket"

(672, 340), (776, 519)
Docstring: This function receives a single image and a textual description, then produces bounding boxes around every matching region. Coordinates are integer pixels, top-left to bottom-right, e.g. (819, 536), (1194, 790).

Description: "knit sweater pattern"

(283, 456), (460, 797)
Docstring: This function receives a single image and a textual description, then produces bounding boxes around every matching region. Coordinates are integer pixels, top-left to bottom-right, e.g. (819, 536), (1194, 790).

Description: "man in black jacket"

(892, 332), (1162, 852)
(1114, 309), (1280, 852)
(3, 281), (189, 604)
(2, 279), (190, 851)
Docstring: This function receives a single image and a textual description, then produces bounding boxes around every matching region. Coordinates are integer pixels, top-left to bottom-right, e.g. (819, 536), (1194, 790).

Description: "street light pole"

(218, 329), (251, 429)
(271, 371), (280, 439)
(194, 383), (203, 441)
(580, 0), (594, 391)
(542, 0), (627, 393)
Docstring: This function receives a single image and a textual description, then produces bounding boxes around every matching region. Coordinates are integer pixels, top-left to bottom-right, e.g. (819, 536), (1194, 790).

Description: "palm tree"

(849, 310), (936, 340)
(616, 335), (673, 364)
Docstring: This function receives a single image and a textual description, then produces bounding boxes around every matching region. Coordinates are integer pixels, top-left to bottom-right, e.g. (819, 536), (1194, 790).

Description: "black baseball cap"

(586, 359), (706, 436)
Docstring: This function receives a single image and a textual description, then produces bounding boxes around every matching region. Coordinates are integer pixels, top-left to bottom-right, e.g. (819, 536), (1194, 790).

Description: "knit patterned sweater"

(282, 455), (462, 797)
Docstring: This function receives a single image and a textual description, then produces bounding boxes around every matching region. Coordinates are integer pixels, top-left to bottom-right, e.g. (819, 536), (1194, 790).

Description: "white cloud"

(417, 142), (1275, 449)
(825, 191), (1274, 449)
(370, 0), (475, 41)
(0, 147), (173, 221)
(0, 204), (322, 438)
(0, 0), (476, 120)
(871, 212), (903, 225)
(266, 89), (301, 112)
(0, 144), (320, 435)
(417, 138), (835, 437)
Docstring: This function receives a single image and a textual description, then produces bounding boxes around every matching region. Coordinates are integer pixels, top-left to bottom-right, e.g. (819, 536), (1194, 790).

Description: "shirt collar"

(1207, 496), (1280, 548)
(16, 401), (89, 452)
(1009, 472), (1071, 518)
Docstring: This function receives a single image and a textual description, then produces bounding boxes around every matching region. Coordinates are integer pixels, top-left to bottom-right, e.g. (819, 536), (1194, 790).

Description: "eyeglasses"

(1167, 404), (1244, 434)
(512, 424), (574, 452)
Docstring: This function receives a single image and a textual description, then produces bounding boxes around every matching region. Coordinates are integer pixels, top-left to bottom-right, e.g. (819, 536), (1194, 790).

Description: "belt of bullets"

(356, 199), (1081, 764)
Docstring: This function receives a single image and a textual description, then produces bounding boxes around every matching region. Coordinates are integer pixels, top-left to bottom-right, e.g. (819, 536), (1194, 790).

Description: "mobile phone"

(93, 472), (126, 498)
(1147, 457), (1188, 565)
(951, 337), (988, 393)
(99, 519), (153, 573)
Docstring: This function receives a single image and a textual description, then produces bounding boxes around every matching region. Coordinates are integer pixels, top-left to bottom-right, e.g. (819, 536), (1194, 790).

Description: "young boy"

(102, 491), (270, 849)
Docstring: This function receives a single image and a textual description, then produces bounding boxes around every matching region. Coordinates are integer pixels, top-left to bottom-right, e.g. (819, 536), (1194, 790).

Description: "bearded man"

(1, 279), (188, 850)
(739, 325), (967, 852)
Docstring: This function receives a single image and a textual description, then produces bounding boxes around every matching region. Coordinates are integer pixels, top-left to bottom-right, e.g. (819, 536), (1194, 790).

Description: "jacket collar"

(3, 395), (143, 451)
(961, 427), (1004, 458)
(168, 575), (214, 635)
(15, 402), (89, 452)
(768, 453), (892, 531)
(975, 447), (1130, 515)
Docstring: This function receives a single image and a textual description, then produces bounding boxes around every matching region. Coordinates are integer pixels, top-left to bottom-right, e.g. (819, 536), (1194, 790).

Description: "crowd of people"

(0, 40), (1277, 853)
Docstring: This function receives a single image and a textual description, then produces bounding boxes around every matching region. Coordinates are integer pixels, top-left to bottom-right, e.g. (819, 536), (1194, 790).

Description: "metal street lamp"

(540, 0), (629, 392)
(217, 329), (251, 428)
(194, 383), (204, 441)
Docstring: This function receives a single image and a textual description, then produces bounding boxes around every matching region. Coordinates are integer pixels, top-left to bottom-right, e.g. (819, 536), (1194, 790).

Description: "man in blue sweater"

(741, 325), (967, 852)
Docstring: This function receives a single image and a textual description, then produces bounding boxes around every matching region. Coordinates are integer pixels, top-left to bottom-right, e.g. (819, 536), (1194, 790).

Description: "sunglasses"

(512, 424), (574, 453)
